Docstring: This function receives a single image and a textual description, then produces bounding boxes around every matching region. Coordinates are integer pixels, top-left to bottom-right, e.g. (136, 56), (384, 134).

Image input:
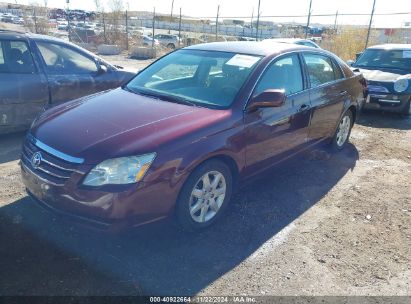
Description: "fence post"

(152, 7), (155, 48)
(103, 12), (107, 43)
(33, 7), (38, 34)
(255, 0), (261, 40)
(305, 0), (312, 38)
(178, 8), (182, 47)
(215, 5), (219, 41)
(365, 0), (376, 48)
(125, 10), (129, 50)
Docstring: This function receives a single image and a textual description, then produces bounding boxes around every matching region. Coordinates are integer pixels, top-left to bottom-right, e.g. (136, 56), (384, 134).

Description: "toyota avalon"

(21, 42), (366, 231)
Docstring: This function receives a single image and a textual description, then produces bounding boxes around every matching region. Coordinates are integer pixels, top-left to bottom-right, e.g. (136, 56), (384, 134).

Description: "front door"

(244, 53), (312, 176)
(35, 41), (101, 105)
(0, 39), (49, 132)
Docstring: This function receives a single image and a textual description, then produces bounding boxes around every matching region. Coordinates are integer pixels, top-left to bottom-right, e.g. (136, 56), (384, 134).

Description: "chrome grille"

(21, 136), (84, 186)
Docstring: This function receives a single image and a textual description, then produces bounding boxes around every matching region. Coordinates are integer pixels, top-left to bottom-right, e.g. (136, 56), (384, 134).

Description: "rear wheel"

(332, 110), (353, 150)
(176, 160), (233, 231)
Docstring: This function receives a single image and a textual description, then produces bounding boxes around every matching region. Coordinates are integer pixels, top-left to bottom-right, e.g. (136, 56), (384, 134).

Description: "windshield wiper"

(124, 87), (197, 107)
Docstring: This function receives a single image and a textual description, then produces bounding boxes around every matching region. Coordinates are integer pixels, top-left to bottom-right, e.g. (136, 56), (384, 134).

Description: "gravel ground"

(0, 108), (410, 297)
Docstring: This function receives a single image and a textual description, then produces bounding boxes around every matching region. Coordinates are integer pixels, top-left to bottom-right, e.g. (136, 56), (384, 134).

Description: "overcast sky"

(15, 0), (411, 27)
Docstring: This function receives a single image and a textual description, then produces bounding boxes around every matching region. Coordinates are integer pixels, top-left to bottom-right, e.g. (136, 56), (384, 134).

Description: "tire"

(167, 43), (176, 49)
(176, 160), (233, 231)
(401, 100), (411, 116)
(331, 110), (353, 150)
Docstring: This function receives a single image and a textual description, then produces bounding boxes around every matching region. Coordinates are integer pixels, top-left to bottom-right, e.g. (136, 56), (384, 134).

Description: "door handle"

(339, 90), (348, 96)
(298, 104), (311, 112)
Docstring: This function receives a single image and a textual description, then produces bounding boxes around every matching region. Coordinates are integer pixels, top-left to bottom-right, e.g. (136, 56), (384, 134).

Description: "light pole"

(255, 0), (261, 40)
(305, 0), (312, 38)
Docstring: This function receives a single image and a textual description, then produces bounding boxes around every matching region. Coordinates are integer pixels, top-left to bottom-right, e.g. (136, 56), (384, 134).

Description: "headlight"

(83, 153), (156, 186)
(393, 78), (409, 93)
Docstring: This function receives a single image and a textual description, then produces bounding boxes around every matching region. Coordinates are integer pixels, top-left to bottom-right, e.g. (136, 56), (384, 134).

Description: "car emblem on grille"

(31, 152), (42, 169)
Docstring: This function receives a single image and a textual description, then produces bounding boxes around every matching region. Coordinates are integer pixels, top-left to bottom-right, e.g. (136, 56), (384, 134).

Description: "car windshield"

(355, 49), (411, 71)
(126, 49), (262, 109)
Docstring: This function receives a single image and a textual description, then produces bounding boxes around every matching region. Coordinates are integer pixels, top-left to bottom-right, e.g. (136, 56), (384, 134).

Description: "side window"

(254, 54), (303, 96)
(0, 40), (35, 74)
(36, 42), (98, 74)
(303, 53), (337, 88)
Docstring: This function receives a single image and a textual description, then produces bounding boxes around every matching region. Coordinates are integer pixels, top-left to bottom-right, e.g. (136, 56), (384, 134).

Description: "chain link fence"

(2, 4), (410, 61)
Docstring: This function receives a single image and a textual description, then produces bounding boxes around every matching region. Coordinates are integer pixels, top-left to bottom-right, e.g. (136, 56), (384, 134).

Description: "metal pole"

(178, 7), (182, 46)
(169, 0), (174, 33)
(152, 7), (155, 48)
(66, 0), (70, 41)
(365, 0), (376, 48)
(305, 0), (312, 38)
(33, 7), (37, 34)
(215, 5), (219, 41)
(255, 0), (261, 40)
(125, 10), (128, 50)
(333, 10), (338, 32)
(250, 7), (254, 38)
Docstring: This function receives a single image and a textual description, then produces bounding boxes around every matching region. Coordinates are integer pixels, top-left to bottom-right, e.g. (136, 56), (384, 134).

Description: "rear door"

(302, 52), (346, 141)
(0, 39), (49, 132)
(244, 53), (312, 176)
(35, 40), (107, 105)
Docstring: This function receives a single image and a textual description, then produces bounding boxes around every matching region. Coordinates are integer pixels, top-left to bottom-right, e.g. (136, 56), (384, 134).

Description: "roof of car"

(185, 41), (309, 56)
(0, 30), (66, 43)
(367, 43), (411, 50)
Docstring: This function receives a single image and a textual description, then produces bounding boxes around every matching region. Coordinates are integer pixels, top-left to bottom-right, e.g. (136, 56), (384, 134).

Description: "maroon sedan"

(21, 42), (366, 231)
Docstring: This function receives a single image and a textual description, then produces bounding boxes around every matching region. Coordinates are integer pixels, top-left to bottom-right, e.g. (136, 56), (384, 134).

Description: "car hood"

(31, 88), (231, 164)
(358, 68), (411, 82)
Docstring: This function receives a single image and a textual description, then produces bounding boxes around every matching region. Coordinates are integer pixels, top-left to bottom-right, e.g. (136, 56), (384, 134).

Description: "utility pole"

(215, 5), (219, 41)
(334, 10), (338, 32)
(305, 0), (312, 38)
(169, 0), (174, 33)
(365, 0), (376, 48)
(255, 0), (261, 40)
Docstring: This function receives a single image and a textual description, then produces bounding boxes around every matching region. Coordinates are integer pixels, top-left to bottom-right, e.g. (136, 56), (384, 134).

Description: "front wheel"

(332, 110), (353, 150)
(176, 160), (233, 231)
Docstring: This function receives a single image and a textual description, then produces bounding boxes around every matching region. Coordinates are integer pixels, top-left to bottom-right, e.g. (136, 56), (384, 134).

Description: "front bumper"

(20, 137), (178, 230)
(363, 92), (410, 113)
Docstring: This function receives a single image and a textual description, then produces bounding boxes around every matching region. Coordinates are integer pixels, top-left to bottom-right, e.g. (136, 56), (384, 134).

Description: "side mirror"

(98, 64), (108, 74)
(346, 60), (355, 67)
(247, 89), (286, 112)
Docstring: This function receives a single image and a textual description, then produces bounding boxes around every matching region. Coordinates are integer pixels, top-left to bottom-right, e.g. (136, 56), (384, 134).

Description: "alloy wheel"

(189, 171), (226, 223)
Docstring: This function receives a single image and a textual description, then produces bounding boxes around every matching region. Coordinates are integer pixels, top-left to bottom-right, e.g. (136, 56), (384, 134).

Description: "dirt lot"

(0, 108), (410, 297)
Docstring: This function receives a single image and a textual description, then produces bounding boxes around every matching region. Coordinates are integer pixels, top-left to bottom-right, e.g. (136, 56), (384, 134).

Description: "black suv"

(0, 30), (136, 134)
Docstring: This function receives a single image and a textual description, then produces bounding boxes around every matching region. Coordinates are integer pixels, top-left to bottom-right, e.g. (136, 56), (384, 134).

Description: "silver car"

(153, 34), (181, 49)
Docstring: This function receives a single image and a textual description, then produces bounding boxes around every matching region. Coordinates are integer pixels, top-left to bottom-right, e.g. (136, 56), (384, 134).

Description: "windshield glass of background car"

(126, 50), (262, 108)
(355, 49), (411, 70)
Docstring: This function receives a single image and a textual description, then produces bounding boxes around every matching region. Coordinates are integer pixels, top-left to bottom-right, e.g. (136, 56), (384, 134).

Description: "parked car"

(21, 41), (366, 231)
(0, 30), (137, 134)
(70, 28), (102, 44)
(153, 34), (181, 49)
(350, 44), (411, 115)
(264, 38), (321, 49)
(140, 35), (159, 47)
